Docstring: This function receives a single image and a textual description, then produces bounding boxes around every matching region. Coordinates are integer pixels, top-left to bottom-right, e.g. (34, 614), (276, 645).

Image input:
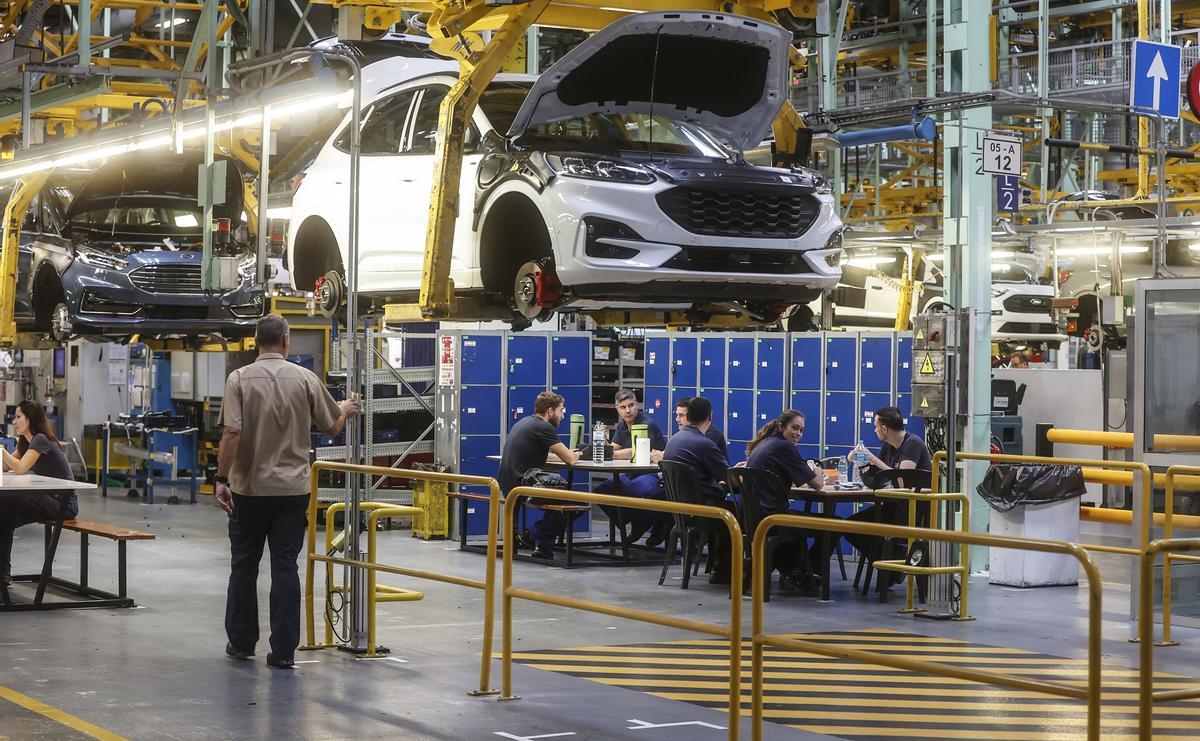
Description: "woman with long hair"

(0, 400), (76, 586)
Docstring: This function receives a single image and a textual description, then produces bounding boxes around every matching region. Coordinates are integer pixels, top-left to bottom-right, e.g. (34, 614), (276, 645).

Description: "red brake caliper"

(534, 265), (564, 308)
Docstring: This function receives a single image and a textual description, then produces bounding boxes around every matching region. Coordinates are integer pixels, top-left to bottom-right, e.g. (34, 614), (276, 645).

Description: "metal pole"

(257, 105), (271, 285)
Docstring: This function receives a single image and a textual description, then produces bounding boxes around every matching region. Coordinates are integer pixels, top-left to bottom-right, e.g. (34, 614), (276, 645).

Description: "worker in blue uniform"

(662, 396), (733, 584)
(674, 397), (728, 458)
(594, 389), (667, 546)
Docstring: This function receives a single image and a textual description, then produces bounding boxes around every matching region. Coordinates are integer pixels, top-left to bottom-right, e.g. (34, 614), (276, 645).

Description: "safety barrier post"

(303, 462), (503, 696)
(1139, 537), (1200, 739)
(750, 515), (1102, 741)
(870, 490), (972, 619)
(1160, 466), (1200, 647)
(501, 486), (743, 741)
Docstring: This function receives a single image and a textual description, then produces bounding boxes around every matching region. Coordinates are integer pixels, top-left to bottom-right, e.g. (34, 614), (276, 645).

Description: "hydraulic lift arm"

(0, 172), (51, 347)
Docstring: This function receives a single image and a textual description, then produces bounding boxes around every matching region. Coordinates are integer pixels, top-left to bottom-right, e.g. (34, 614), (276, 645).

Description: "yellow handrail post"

(1159, 466), (1200, 648)
(870, 490), (972, 620)
(1139, 537), (1200, 740)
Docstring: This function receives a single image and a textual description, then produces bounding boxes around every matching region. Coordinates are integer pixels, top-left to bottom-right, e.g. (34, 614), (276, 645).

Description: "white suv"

(287, 12), (845, 322)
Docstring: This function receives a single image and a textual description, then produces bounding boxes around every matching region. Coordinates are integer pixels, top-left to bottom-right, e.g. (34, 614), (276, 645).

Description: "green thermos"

(570, 414), (586, 449)
(630, 424), (649, 461)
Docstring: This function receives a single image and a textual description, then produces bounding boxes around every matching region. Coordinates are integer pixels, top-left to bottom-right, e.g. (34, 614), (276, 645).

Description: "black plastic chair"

(855, 468), (933, 600)
(658, 461), (712, 590)
(727, 467), (807, 602)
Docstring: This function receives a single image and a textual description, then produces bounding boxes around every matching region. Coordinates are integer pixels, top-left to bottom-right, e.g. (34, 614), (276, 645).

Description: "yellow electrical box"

(412, 479), (449, 540)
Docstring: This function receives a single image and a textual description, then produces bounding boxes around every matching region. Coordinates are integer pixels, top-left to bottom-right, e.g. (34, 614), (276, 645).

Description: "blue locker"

(458, 434), (501, 508)
(826, 446), (854, 464)
(460, 334), (502, 385)
(756, 390), (785, 428)
(756, 336), (786, 391)
(791, 335), (823, 391)
(671, 336), (699, 388)
(825, 336), (858, 392)
(726, 441), (746, 465)
(459, 385), (502, 435)
(860, 393), (891, 442)
(699, 336), (726, 388)
(896, 335), (914, 391)
(551, 336), (590, 387)
(646, 337), (671, 387)
(726, 389), (755, 441)
(824, 392), (857, 446)
(728, 337), (755, 388)
(643, 386), (670, 427)
(671, 386), (698, 413)
(552, 386), (590, 442)
(790, 390), (822, 435)
(860, 336), (893, 393)
(701, 387), (725, 435)
(897, 393), (926, 440)
(798, 444), (821, 464)
(507, 386), (542, 429)
(506, 335), (547, 387)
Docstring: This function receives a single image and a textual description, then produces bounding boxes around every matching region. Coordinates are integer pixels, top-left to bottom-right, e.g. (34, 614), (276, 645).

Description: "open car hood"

(507, 11), (791, 152)
(65, 151), (243, 226)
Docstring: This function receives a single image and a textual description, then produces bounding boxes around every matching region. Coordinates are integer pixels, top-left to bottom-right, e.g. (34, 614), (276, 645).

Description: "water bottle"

(853, 441), (869, 485)
(837, 456), (848, 485)
(592, 422), (606, 464)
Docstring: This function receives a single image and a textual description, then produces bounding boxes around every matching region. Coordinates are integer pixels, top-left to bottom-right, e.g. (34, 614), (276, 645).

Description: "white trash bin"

(988, 497), (1081, 587)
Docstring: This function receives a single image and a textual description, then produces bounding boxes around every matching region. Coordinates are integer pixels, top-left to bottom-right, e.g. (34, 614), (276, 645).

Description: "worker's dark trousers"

(225, 493), (307, 659)
(0, 494), (77, 577)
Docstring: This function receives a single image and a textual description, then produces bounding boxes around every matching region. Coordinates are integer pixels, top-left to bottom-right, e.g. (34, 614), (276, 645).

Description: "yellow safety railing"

(304, 461), (503, 696)
(503, 486), (743, 741)
(750, 515), (1103, 741)
(868, 489), (972, 620)
(1158, 466), (1200, 647)
(1046, 427), (1200, 452)
(1138, 537), (1200, 740)
(323, 501), (425, 656)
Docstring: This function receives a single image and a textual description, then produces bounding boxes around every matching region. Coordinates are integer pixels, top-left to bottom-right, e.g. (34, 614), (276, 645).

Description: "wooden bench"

(528, 502), (591, 567)
(38, 519), (156, 608)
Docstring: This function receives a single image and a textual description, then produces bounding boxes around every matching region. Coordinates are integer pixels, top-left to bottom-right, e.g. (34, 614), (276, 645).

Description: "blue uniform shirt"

(611, 412), (666, 451)
(663, 425), (728, 503)
(746, 432), (818, 512)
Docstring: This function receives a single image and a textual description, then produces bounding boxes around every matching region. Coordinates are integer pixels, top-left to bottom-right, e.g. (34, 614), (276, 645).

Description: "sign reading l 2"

(1130, 39), (1182, 119)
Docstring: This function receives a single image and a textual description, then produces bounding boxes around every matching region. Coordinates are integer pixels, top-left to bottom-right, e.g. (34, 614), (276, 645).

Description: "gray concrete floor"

(1, 488), (1197, 740)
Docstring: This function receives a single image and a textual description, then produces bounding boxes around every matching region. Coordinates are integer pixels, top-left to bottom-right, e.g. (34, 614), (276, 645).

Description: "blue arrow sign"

(997, 175), (1019, 213)
(1130, 39), (1182, 119)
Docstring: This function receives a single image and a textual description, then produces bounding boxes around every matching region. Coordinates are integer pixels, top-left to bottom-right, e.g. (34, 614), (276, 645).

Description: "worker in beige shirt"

(215, 314), (359, 669)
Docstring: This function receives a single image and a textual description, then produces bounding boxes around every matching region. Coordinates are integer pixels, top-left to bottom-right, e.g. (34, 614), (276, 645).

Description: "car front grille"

(662, 246), (810, 274)
(1003, 294), (1052, 313)
(998, 322), (1059, 334)
(656, 187), (822, 239)
(129, 263), (204, 294)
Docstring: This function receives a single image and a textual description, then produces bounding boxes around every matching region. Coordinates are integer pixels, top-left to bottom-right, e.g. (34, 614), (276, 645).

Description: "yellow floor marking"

(0, 685), (127, 741)
(554, 641), (1042, 655)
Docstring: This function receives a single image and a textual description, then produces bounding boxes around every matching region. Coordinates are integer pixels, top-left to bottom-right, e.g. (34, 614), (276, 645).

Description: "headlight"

(75, 245), (128, 271)
(544, 153), (655, 184)
(792, 167), (831, 195)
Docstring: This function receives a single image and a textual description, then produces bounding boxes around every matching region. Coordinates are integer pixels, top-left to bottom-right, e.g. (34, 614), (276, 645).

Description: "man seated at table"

(844, 405), (933, 559)
(592, 389), (668, 545)
(662, 396), (734, 584)
(499, 391), (581, 561)
(674, 397), (728, 458)
(744, 410), (834, 595)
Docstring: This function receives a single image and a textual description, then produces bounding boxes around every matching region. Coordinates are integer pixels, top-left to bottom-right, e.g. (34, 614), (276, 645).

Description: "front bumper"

(543, 175), (844, 302)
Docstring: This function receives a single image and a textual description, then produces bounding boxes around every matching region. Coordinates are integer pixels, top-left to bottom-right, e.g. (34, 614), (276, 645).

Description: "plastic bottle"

(853, 441), (869, 485)
(592, 422), (606, 464)
(837, 456), (849, 485)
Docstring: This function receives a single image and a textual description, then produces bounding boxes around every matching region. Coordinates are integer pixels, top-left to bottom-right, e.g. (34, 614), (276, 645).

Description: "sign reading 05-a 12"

(982, 134), (1022, 177)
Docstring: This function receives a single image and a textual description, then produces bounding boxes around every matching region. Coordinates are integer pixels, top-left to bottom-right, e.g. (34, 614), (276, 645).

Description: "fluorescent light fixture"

(155, 17), (187, 28)
(174, 214), (199, 228)
(854, 235), (907, 242)
(267, 206), (293, 220)
(1190, 243), (1200, 252)
(992, 263), (1012, 270)
(922, 250), (1014, 262)
(844, 256), (898, 267)
(1055, 245), (1150, 256)
(1048, 225), (1104, 233)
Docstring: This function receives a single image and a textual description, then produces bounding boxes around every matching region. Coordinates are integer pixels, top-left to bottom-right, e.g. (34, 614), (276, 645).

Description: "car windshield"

(516, 112), (731, 158)
(72, 203), (204, 231)
(479, 82), (531, 134)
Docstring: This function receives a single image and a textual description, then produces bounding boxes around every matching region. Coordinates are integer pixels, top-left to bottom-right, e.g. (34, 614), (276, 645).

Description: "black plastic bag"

(976, 464), (1087, 512)
(520, 468), (570, 506)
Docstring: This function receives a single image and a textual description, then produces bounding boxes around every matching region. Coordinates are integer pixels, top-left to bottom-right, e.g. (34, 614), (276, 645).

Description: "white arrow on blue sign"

(1130, 39), (1182, 119)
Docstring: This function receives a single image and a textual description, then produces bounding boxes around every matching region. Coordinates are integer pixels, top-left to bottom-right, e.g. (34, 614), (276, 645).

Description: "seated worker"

(662, 396), (733, 584)
(594, 390), (668, 546)
(744, 410), (834, 594)
(674, 397), (728, 458)
(498, 391), (581, 561)
(844, 405), (933, 558)
(0, 401), (76, 587)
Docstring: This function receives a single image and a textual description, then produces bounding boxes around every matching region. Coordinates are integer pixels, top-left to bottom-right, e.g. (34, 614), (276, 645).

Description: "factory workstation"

(4, 0), (1200, 737)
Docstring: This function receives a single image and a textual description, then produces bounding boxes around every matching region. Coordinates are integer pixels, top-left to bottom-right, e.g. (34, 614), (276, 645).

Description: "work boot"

(225, 642), (254, 660)
(266, 653), (294, 669)
(531, 546), (554, 561)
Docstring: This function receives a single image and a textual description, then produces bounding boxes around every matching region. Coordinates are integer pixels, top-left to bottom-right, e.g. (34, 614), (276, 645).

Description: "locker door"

(726, 389), (755, 441)
(551, 336), (591, 387)
(507, 386), (542, 429)
(791, 335), (823, 391)
(699, 336), (726, 388)
(643, 386), (671, 428)
(646, 336), (671, 387)
(552, 386), (590, 445)
(671, 336), (699, 388)
(896, 335), (914, 391)
(860, 336), (893, 393)
(459, 385), (502, 435)
(506, 335), (548, 387)
(897, 393), (926, 440)
(459, 334), (502, 385)
(756, 336), (786, 391)
(789, 390), (822, 439)
(798, 444), (821, 464)
(728, 337), (755, 388)
(825, 336), (857, 391)
(458, 434), (501, 493)
(755, 390), (785, 429)
(702, 387), (725, 436)
(824, 392), (857, 446)
(726, 441), (747, 465)
(860, 392), (891, 442)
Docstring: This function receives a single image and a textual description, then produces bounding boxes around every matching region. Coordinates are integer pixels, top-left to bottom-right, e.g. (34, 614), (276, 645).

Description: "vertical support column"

(257, 105), (272, 285)
(1038, 0), (1049, 201)
(200, 0), (218, 290)
(941, 0), (992, 570)
(819, 0), (848, 208)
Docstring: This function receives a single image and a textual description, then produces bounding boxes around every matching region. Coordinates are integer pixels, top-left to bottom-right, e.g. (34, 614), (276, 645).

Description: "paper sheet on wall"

(109, 360), (128, 386)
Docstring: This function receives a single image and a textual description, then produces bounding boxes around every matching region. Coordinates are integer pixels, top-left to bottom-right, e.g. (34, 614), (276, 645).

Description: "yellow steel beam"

(0, 174), (51, 347)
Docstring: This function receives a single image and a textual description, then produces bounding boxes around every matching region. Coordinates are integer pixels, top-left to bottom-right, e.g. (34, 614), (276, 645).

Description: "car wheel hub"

(512, 261), (562, 320)
(313, 271), (344, 318)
